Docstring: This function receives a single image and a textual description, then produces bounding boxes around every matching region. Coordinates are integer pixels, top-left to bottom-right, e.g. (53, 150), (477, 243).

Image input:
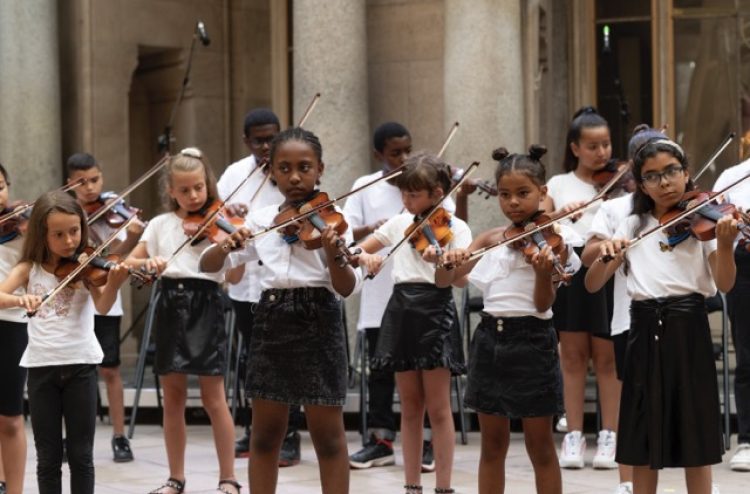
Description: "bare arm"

(709, 215), (738, 293)
(0, 262), (39, 311)
(584, 239), (628, 293)
(88, 264), (129, 314)
(321, 227), (356, 297)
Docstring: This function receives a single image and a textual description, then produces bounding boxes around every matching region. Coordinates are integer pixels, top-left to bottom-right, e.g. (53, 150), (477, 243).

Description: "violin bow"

(0, 178), (86, 227)
(27, 215), (138, 317)
(246, 93), (322, 206)
(366, 162), (480, 280)
(601, 166), (750, 263)
(87, 155), (170, 225)
(459, 198), (604, 266)
(693, 132), (736, 182)
(437, 122), (459, 159)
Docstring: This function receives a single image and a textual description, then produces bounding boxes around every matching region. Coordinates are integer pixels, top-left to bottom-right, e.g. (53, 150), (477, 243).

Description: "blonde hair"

(21, 191), (88, 264)
(159, 147), (219, 211)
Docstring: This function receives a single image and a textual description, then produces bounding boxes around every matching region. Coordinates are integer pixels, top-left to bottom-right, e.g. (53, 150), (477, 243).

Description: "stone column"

(0, 0), (62, 196)
(444, 0), (525, 230)
(292, 0), (370, 196)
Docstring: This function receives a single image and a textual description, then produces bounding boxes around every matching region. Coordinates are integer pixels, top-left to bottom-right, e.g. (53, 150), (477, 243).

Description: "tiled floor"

(16, 424), (750, 493)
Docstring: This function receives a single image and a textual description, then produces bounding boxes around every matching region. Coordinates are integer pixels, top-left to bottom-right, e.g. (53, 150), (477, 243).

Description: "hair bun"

(573, 106), (598, 119)
(631, 123), (651, 136)
(527, 144), (547, 161)
(491, 147), (509, 162)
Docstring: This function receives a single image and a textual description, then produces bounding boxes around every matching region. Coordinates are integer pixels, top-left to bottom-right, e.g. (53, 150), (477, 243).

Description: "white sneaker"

(556, 415), (568, 433)
(559, 431), (586, 469)
(613, 482), (632, 494)
(730, 443), (750, 471)
(593, 430), (618, 469)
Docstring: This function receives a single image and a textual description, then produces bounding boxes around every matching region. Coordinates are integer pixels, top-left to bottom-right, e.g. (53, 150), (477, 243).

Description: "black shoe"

(278, 431), (300, 467)
(62, 438), (67, 463)
(235, 432), (250, 459)
(112, 435), (134, 462)
(0, 481), (6, 494)
(421, 441), (435, 473)
(349, 435), (395, 469)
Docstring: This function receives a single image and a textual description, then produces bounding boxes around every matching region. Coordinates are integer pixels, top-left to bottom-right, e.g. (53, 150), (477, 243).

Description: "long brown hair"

(20, 191), (88, 264)
(159, 147), (219, 211)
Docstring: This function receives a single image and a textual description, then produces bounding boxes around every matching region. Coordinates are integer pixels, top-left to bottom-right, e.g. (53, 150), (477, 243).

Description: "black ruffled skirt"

(616, 293), (724, 468)
(154, 278), (228, 376)
(372, 283), (465, 375)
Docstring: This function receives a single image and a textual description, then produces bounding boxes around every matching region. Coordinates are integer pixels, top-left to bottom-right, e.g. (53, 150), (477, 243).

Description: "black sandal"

(149, 477), (185, 494)
(217, 479), (242, 494)
(434, 489), (455, 493)
(405, 484), (423, 494)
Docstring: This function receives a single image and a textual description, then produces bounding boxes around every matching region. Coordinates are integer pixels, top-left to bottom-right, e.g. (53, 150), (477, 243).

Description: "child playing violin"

(585, 137), (736, 494)
(200, 127), (359, 494)
(0, 164), (28, 494)
(125, 148), (240, 494)
(438, 146), (580, 494)
(352, 152), (470, 494)
(66, 152), (144, 463)
(0, 190), (129, 494)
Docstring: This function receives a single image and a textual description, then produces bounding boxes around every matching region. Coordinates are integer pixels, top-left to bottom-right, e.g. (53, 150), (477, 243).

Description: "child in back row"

(200, 127), (360, 494)
(585, 136), (735, 494)
(355, 152), (470, 494)
(0, 191), (129, 494)
(439, 145), (580, 494)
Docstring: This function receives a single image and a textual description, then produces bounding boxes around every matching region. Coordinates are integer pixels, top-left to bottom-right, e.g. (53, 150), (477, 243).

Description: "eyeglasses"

(641, 165), (685, 187)
(247, 135), (275, 149)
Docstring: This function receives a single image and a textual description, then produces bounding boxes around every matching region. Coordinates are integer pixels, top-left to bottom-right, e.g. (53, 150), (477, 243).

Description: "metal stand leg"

(224, 303), (236, 396)
(127, 282), (161, 439)
(721, 293), (732, 451)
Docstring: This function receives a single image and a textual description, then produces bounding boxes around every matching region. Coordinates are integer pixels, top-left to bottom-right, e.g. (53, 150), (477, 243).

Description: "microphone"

(195, 21), (211, 46)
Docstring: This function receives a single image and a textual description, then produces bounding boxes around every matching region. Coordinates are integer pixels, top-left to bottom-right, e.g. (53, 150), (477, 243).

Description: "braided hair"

(493, 144), (548, 186)
(269, 127), (323, 164)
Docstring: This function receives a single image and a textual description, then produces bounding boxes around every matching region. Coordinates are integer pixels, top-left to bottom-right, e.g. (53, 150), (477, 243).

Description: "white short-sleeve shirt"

(89, 219), (128, 317)
(713, 158), (750, 209)
(587, 193), (633, 335)
(342, 169), (456, 329)
(546, 171), (601, 236)
(217, 155), (284, 303)
(469, 224), (582, 319)
(372, 212), (471, 285)
(614, 214), (717, 301)
(140, 212), (225, 282)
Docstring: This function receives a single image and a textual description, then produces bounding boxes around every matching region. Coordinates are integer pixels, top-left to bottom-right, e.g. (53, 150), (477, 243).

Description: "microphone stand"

(158, 33), (200, 154)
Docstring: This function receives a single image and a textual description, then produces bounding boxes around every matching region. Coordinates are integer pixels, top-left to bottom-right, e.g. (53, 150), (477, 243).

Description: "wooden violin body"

(592, 159), (634, 198)
(405, 207), (453, 256)
(504, 212), (572, 284)
(183, 199), (245, 246)
(54, 246), (151, 287)
(84, 192), (142, 228)
(0, 201), (31, 244)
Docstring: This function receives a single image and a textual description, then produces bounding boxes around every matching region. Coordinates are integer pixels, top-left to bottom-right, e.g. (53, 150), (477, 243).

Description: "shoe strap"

(434, 489), (455, 494)
(149, 478), (185, 494)
(217, 479), (242, 493)
(404, 484), (423, 494)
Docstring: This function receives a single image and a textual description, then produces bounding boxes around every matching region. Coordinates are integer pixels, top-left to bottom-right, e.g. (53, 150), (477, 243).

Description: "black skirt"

(552, 246), (612, 337)
(616, 293), (723, 468)
(372, 283), (465, 375)
(153, 278), (228, 376)
(464, 315), (563, 419)
(246, 287), (348, 406)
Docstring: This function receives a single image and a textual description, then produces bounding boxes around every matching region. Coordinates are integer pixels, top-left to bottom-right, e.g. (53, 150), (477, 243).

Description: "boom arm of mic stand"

(158, 36), (198, 154)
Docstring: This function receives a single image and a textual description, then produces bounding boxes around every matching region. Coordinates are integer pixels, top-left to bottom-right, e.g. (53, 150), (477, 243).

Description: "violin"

(183, 199), (246, 246)
(405, 207), (453, 257)
(0, 201), (31, 244)
(54, 246), (152, 287)
(504, 211), (572, 284)
(659, 190), (750, 251)
(274, 191), (361, 267)
(449, 165), (497, 198)
(84, 192), (142, 228)
(592, 159), (634, 198)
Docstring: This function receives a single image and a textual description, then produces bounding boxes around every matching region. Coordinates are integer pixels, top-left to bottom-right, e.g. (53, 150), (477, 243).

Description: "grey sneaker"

(349, 435), (395, 469)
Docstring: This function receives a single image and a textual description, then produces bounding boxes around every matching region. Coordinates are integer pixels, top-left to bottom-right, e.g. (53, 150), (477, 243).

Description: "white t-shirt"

(140, 212), (225, 282)
(372, 212), (471, 285)
(342, 169), (456, 329)
(0, 236), (25, 323)
(89, 220), (127, 317)
(546, 171), (601, 236)
(21, 263), (102, 367)
(713, 158), (750, 209)
(614, 214), (718, 301)
(217, 155), (284, 303)
(587, 193), (633, 335)
(219, 203), (363, 295)
(469, 225), (582, 319)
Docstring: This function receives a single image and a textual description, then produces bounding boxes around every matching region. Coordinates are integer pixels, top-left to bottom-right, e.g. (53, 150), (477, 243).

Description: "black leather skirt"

(372, 283), (465, 375)
(153, 278), (228, 376)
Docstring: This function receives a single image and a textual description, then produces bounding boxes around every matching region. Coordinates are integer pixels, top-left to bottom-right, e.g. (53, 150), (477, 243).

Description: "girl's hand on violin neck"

(716, 214), (740, 248)
(105, 263), (130, 288)
(221, 228), (252, 253)
(599, 238), (629, 262)
(421, 245), (440, 264)
(439, 248), (470, 269)
(320, 225), (343, 259)
(224, 202), (249, 218)
(555, 201), (586, 222)
(530, 245), (555, 277)
(357, 252), (383, 277)
(17, 294), (42, 313)
(140, 256), (167, 275)
(126, 217), (147, 237)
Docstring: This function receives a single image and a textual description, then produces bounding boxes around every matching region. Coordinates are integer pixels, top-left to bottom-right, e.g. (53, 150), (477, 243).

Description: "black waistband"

(260, 287), (337, 305)
(393, 282), (452, 294)
(630, 293), (706, 316)
(479, 313), (551, 331)
(160, 277), (219, 290)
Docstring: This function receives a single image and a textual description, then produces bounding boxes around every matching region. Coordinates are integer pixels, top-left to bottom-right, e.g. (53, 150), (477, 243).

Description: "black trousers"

(727, 246), (750, 444)
(232, 299), (304, 433)
(27, 364), (98, 494)
(365, 327), (397, 435)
